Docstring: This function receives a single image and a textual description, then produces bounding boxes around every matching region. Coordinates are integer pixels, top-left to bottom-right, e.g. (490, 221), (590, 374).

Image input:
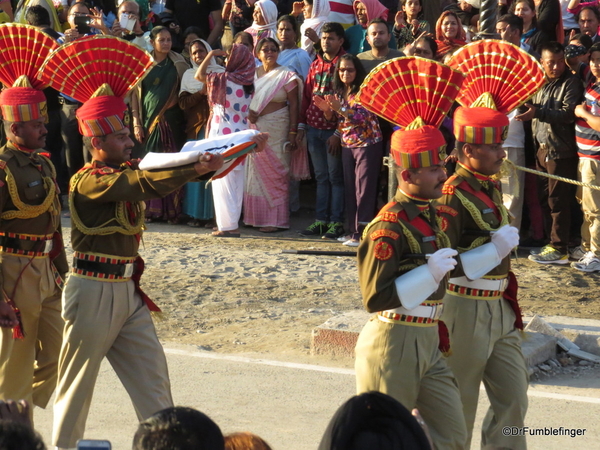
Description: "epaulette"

(90, 166), (119, 176)
(362, 202), (403, 239)
(441, 174), (461, 195)
(0, 152), (15, 169)
(441, 184), (455, 195)
(379, 211), (399, 222)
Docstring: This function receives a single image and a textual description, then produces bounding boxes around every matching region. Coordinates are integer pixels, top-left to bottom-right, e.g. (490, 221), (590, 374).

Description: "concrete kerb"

(311, 311), (600, 368)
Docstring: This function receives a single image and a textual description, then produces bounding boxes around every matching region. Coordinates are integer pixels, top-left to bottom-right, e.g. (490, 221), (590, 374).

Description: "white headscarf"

(179, 39), (225, 95)
(301, 0), (331, 57)
(253, 0), (278, 32)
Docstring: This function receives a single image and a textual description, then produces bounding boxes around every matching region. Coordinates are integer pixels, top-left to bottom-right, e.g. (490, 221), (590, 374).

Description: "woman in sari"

(244, 37), (301, 232)
(132, 25), (189, 223)
(244, 0), (279, 47)
(277, 15), (312, 80)
(179, 39), (224, 227)
(434, 10), (467, 61)
(197, 43), (255, 237)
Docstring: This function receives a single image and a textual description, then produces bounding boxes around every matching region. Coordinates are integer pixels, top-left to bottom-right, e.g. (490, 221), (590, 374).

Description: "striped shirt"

(576, 81), (600, 160)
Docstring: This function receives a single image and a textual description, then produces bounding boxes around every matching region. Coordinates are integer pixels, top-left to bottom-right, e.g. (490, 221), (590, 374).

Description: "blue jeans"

(306, 126), (344, 223)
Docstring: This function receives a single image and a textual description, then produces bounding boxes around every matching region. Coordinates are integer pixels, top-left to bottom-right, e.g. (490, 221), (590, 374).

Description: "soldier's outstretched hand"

(196, 153), (224, 174)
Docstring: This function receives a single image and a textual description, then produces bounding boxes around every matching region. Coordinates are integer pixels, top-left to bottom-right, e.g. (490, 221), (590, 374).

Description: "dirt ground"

(61, 206), (600, 364)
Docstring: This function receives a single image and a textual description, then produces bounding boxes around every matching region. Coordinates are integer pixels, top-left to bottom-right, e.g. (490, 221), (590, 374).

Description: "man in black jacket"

(517, 41), (584, 263)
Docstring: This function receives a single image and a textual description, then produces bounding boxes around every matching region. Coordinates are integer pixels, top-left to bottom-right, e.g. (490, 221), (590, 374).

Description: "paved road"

(34, 344), (600, 449)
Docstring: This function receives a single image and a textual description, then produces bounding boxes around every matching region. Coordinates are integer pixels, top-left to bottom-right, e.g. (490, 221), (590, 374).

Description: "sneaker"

(571, 252), (600, 272)
(569, 245), (587, 260)
(323, 222), (345, 239)
(299, 220), (328, 236)
(342, 239), (360, 247)
(528, 245), (569, 264)
(337, 235), (352, 242)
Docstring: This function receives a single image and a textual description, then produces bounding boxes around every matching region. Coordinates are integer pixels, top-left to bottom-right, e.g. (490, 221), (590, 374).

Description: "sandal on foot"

(211, 230), (240, 238)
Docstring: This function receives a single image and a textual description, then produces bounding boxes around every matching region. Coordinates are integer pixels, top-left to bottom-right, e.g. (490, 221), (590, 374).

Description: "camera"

(74, 15), (92, 34)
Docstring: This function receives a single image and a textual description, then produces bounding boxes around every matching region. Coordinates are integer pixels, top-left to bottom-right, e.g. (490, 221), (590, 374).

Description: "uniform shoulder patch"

(370, 229), (400, 241)
(374, 241), (394, 260)
(378, 211), (399, 223)
(441, 184), (455, 195)
(440, 216), (449, 232)
(436, 205), (458, 216)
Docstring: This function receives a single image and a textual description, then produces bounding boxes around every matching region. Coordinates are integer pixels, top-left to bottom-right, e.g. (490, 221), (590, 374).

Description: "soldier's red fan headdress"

(447, 40), (545, 145)
(38, 35), (154, 137)
(0, 24), (58, 122)
(356, 57), (464, 169)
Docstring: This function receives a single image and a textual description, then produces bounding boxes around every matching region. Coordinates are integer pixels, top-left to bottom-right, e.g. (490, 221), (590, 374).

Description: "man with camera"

(110, 0), (152, 52)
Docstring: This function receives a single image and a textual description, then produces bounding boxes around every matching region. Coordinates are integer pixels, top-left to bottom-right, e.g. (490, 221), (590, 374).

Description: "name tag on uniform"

(28, 180), (41, 187)
(482, 208), (494, 214)
(422, 236), (436, 243)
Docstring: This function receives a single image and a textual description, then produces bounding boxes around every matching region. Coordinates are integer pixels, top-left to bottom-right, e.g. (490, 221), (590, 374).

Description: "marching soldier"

(0, 24), (66, 418)
(354, 57), (520, 449)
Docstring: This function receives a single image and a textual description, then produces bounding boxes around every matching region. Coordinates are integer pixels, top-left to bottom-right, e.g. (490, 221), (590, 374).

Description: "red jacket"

(299, 49), (346, 130)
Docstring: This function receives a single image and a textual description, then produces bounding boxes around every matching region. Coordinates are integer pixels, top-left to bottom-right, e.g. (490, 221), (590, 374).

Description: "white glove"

(427, 248), (458, 284)
(491, 225), (519, 259)
(395, 249), (457, 309)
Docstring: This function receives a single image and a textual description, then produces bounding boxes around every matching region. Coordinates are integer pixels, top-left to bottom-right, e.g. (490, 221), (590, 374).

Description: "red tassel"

(503, 271), (523, 330)
(437, 320), (451, 356)
(131, 256), (161, 313)
(11, 307), (25, 340)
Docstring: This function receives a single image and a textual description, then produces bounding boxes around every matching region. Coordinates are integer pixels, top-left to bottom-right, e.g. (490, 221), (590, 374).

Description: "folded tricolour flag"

(138, 129), (260, 179)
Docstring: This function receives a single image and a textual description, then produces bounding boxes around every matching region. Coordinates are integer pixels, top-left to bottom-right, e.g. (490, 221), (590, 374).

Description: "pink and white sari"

(243, 66), (302, 228)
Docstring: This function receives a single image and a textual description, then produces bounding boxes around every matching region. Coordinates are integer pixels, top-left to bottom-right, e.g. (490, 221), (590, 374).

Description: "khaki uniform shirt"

(70, 161), (202, 257)
(357, 190), (448, 313)
(0, 142), (68, 290)
(435, 164), (510, 278)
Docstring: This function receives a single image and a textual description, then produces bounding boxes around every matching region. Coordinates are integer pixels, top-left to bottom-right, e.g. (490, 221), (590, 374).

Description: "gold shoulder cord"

(396, 220), (425, 272)
(453, 188), (509, 252)
(69, 170), (145, 235)
(0, 157), (59, 220)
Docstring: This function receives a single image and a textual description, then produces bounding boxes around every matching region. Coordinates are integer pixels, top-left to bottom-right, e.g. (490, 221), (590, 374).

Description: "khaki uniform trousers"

(0, 254), (62, 411)
(52, 275), (173, 448)
(355, 316), (468, 450)
(442, 293), (529, 450)
(577, 158), (600, 256)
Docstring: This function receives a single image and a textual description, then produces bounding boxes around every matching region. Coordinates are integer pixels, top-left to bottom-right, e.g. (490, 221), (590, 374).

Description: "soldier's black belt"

(0, 235), (52, 253)
(73, 258), (134, 277)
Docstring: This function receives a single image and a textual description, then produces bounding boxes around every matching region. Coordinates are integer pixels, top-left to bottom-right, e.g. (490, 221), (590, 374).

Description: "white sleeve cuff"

(394, 264), (439, 310)
(460, 242), (502, 280)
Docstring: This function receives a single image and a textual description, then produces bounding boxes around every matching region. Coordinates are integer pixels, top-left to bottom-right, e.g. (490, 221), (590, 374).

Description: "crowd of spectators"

(2, 0), (600, 266)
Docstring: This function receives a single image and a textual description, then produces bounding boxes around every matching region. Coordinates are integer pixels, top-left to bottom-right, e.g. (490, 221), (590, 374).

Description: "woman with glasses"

(244, 37), (301, 232)
(314, 54), (383, 246)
